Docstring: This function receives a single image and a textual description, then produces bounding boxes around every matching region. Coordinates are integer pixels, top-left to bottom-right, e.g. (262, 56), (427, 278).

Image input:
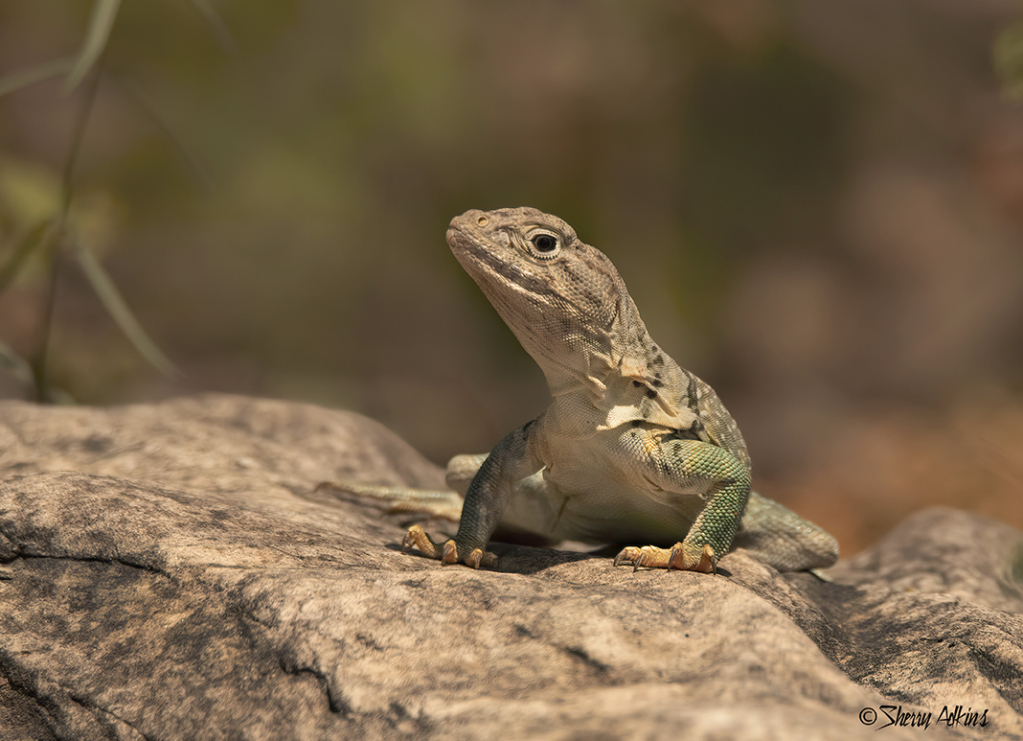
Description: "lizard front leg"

(403, 421), (542, 569)
(613, 437), (751, 573)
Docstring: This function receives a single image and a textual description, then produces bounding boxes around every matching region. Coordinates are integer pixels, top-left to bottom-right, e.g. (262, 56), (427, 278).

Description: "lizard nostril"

(477, 216), (488, 226)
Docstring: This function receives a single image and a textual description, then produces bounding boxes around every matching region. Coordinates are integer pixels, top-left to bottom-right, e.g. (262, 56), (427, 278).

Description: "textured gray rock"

(0, 394), (1021, 740)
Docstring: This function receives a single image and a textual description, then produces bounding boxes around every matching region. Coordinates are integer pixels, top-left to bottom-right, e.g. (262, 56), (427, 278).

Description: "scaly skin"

(324, 207), (838, 574)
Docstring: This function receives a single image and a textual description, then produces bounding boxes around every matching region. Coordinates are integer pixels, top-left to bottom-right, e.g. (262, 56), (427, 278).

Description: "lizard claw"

(402, 525), (429, 554)
(613, 547), (641, 569)
(402, 524), (451, 561)
(668, 543), (716, 574)
(441, 539), (459, 564)
(609, 544), (650, 573)
(700, 544), (716, 573)
(467, 547), (499, 569)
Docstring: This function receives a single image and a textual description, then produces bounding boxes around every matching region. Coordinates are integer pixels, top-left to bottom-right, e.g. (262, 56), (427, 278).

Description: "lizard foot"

(613, 542), (716, 573)
(402, 525), (498, 569)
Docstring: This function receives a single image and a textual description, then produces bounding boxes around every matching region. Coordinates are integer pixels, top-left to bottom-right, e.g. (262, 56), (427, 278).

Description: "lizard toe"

(440, 539), (459, 564)
(668, 543), (716, 573)
(401, 525), (456, 563)
(615, 543), (717, 573)
(465, 548), (498, 570)
(401, 527), (499, 569)
(403, 524), (441, 557)
(613, 546), (643, 568)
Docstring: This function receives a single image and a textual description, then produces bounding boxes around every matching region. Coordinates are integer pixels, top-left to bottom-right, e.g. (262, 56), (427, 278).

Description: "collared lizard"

(323, 207), (838, 574)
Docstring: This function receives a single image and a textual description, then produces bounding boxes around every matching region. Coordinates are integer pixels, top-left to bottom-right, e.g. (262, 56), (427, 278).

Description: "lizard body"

(328, 207), (838, 573)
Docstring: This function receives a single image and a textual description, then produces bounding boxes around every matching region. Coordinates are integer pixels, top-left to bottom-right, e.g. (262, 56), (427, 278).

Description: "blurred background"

(1, 0), (1022, 556)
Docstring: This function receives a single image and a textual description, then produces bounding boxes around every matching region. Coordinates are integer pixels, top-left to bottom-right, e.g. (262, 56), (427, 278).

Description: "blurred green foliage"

(0, 0), (190, 398)
(995, 19), (1023, 102)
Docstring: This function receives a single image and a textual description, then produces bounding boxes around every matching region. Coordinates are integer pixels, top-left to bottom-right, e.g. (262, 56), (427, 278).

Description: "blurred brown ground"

(1, 0), (1022, 556)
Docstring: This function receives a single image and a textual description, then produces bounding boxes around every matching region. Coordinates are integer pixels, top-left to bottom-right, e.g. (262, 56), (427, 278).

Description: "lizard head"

(446, 207), (645, 394)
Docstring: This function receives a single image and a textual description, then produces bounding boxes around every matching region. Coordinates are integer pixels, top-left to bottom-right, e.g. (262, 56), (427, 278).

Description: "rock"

(0, 394), (1020, 740)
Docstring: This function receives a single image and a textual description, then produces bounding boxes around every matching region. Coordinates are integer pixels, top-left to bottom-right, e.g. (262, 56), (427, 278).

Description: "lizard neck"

(523, 290), (648, 399)
(535, 305), (694, 433)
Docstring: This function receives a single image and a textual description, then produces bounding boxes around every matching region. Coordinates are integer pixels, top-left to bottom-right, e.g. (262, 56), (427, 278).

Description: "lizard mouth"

(448, 225), (537, 293)
(446, 218), (604, 328)
(445, 223), (468, 249)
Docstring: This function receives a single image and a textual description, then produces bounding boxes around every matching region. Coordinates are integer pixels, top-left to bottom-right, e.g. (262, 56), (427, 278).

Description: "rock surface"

(0, 393), (1021, 740)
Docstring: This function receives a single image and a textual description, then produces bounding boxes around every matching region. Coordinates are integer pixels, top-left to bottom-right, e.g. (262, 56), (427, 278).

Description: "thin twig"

(31, 48), (108, 401)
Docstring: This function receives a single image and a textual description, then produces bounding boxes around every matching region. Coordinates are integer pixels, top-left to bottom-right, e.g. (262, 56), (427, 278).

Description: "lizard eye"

(528, 231), (560, 259)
